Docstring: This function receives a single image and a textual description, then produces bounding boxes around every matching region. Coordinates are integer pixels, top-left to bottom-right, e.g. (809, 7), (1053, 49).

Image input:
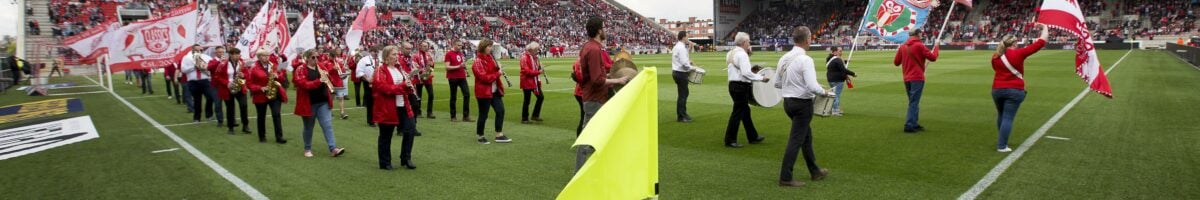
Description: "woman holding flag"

(990, 24), (1048, 153)
(825, 46), (855, 117)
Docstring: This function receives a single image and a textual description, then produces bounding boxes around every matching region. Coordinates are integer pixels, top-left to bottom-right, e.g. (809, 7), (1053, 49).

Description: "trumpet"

(318, 67), (335, 93)
(266, 62), (281, 100)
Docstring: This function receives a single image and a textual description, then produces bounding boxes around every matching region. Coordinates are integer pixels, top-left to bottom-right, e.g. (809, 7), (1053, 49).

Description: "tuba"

(266, 62), (281, 100)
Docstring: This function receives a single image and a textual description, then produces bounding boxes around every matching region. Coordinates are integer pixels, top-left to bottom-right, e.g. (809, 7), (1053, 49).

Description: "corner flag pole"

(845, 0), (875, 68)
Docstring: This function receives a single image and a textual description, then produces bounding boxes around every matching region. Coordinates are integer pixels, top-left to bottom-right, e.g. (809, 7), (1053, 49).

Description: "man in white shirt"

(671, 31), (696, 123)
(180, 44), (216, 123)
(356, 46), (378, 126)
(774, 26), (832, 188)
(723, 32), (768, 148)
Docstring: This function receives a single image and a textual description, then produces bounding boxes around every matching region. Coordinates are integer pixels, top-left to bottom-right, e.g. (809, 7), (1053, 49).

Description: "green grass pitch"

(0, 49), (1196, 199)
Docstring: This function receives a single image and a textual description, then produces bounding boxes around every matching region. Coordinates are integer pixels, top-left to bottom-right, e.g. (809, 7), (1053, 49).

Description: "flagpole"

(846, 0), (875, 68)
(934, 2), (957, 45)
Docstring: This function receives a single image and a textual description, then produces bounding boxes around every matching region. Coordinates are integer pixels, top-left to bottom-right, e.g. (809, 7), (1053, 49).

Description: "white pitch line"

(83, 76), (269, 200)
(1044, 136), (1071, 141)
(151, 148), (181, 153)
(47, 91), (108, 96)
(958, 49), (1134, 200)
(157, 107), (366, 127)
(123, 95), (168, 100)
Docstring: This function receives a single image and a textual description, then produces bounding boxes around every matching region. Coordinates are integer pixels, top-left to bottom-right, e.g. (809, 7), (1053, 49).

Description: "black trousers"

(363, 83), (374, 124)
(353, 80), (362, 106)
(448, 78), (470, 118)
(188, 80), (215, 121)
(140, 72), (153, 94)
(672, 71), (691, 119)
(724, 82), (760, 144)
(378, 107), (414, 168)
(407, 94), (421, 132)
(224, 92), (249, 131)
(780, 98), (820, 181)
(476, 96), (504, 136)
(410, 92), (423, 117)
(165, 78), (180, 102)
(521, 89), (543, 121)
(254, 99), (284, 141)
(574, 95), (583, 136)
(417, 82), (434, 115)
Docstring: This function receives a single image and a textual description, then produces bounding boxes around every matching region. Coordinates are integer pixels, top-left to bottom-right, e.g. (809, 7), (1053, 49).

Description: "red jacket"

(292, 63), (335, 117)
(371, 65), (414, 125)
(164, 63), (177, 80)
(472, 54), (504, 98)
(894, 38), (940, 82)
(572, 53), (612, 97)
(991, 39), (1046, 90)
(209, 59), (245, 100)
(519, 52), (542, 91)
(246, 61), (289, 104)
(349, 55), (360, 83)
(416, 51), (434, 84)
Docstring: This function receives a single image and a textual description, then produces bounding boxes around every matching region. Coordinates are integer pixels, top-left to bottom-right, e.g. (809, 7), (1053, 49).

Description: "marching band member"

(331, 50), (351, 119)
(247, 49), (289, 144)
(723, 32), (768, 148)
(373, 46), (417, 170)
(351, 48), (363, 107)
(444, 41), (473, 122)
(775, 26), (831, 187)
(181, 45), (216, 123)
(398, 42), (424, 136)
(211, 47), (251, 135)
(357, 46), (380, 127)
(519, 42), (545, 124)
(416, 41), (436, 119)
(472, 39), (511, 144)
(672, 31), (696, 123)
(293, 50), (347, 158)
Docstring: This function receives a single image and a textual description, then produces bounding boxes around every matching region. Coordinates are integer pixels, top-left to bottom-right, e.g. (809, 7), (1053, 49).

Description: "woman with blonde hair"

(989, 24), (1048, 153)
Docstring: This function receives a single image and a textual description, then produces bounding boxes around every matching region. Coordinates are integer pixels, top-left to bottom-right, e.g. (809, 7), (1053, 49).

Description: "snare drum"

(813, 95), (835, 117)
(687, 67), (706, 84)
(750, 68), (782, 107)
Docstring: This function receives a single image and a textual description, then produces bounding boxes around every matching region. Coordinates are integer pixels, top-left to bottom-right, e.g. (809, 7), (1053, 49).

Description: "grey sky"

(1, 2), (16, 39)
(614, 0), (713, 22)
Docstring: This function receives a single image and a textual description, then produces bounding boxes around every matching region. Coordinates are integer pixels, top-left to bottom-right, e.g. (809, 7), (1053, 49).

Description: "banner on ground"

(236, 0), (290, 60)
(0, 116), (100, 160)
(1038, 0), (1114, 98)
(861, 0), (936, 43)
(557, 68), (659, 200)
(195, 7), (224, 47)
(0, 98), (85, 124)
(345, 0), (378, 56)
(103, 2), (198, 72)
(64, 19), (120, 64)
(284, 12), (317, 64)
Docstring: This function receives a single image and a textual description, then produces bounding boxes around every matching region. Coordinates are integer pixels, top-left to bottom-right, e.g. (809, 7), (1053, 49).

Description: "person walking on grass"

(775, 26), (832, 187)
(471, 39), (512, 144)
(825, 46), (856, 116)
(893, 30), (939, 133)
(990, 24), (1048, 153)
(293, 50), (347, 158)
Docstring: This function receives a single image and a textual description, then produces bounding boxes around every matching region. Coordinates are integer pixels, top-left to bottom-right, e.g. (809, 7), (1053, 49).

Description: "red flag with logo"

(1038, 0), (1113, 98)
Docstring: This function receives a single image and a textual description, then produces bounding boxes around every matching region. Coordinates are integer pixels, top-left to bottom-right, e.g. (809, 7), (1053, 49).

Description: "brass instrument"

(195, 54), (210, 76)
(229, 62), (245, 93)
(318, 66), (335, 93)
(266, 62), (281, 100)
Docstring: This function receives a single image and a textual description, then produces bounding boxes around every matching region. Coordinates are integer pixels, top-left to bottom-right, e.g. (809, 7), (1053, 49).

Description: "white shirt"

(226, 60), (239, 81)
(180, 52), (213, 81)
(671, 41), (693, 72)
(776, 47), (827, 99)
(726, 47), (764, 83)
(356, 55), (376, 82)
(386, 67), (405, 107)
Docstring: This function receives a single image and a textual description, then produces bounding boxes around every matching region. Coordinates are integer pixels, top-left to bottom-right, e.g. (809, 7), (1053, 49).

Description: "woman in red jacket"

(246, 49), (289, 144)
(472, 39), (511, 144)
(519, 42), (544, 124)
(372, 46), (416, 170)
(211, 47), (251, 135)
(293, 50), (346, 158)
(990, 24), (1047, 153)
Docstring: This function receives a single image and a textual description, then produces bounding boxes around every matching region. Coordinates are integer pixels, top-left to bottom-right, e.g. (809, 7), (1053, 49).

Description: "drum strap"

(999, 54), (1024, 80)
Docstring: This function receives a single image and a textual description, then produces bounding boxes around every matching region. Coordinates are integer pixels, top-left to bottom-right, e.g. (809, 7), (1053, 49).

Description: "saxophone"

(229, 62), (245, 93)
(266, 62), (281, 100)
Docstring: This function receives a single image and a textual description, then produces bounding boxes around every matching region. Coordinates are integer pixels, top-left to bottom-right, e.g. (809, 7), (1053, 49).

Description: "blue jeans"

(904, 81), (925, 130)
(182, 83), (194, 112)
(829, 81), (845, 112)
(302, 102), (338, 151)
(992, 89), (1026, 149)
(205, 84), (223, 122)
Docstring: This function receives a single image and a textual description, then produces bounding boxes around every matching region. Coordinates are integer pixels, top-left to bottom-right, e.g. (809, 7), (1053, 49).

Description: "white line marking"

(123, 95), (169, 100)
(151, 148), (180, 153)
(47, 91), (108, 96)
(83, 76), (269, 200)
(1044, 136), (1071, 140)
(158, 107), (366, 127)
(958, 49), (1134, 200)
(51, 85), (103, 89)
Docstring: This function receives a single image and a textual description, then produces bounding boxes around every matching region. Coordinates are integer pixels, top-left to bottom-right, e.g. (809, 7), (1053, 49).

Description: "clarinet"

(498, 62), (513, 87)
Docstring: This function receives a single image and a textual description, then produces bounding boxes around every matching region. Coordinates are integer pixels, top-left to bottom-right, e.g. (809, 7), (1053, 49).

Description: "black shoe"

(903, 129), (918, 133)
(368, 123), (376, 127)
(242, 129), (252, 134)
(229, 123), (239, 128)
(495, 135), (512, 143)
(678, 118), (693, 123)
(812, 168), (831, 181)
(341, 114), (349, 120)
(531, 117), (543, 122)
(916, 125), (926, 131)
(750, 136), (766, 144)
(426, 115), (436, 119)
(725, 143), (744, 148)
(477, 137), (490, 144)
(415, 131), (422, 136)
(401, 162), (417, 170)
(380, 165), (394, 170)
(275, 139), (288, 144)
(779, 180), (805, 187)
(227, 130), (234, 135)
(259, 138), (267, 143)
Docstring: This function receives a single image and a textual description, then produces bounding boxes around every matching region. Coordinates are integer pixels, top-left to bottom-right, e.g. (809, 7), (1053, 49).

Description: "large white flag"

(1038, 0), (1113, 98)
(104, 3), (198, 72)
(64, 19), (119, 64)
(345, 0), (377, 55)
(235, 0), (289, 60)
(195, 7), (223, 47)
(284, 12), (317, 66)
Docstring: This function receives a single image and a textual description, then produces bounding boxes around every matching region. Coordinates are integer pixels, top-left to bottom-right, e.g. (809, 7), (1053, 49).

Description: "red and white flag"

(1038, 0), (1113, 98)
(64, 19), (119, 64)
(345, 0), (378, 55)
(195, 7), (223, 47)
(283, 12), (317, 64)
(953, 0), (973, 8)
(103, 3), (198, 72)
(236, 0), (290, 60)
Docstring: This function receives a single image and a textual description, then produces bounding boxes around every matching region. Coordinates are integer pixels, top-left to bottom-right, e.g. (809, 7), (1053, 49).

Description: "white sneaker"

(997, 147), (1013, 153)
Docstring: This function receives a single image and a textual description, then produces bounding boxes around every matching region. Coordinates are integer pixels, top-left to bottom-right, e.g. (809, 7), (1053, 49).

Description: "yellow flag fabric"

(557, 67), (659, 200)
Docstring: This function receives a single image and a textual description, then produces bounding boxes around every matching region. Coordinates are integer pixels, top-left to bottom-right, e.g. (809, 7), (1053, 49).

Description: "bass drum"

(750, 68), (782, 107)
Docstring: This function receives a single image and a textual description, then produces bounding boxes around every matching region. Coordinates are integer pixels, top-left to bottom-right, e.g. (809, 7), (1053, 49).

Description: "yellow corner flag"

(557, 67), (659, 200)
